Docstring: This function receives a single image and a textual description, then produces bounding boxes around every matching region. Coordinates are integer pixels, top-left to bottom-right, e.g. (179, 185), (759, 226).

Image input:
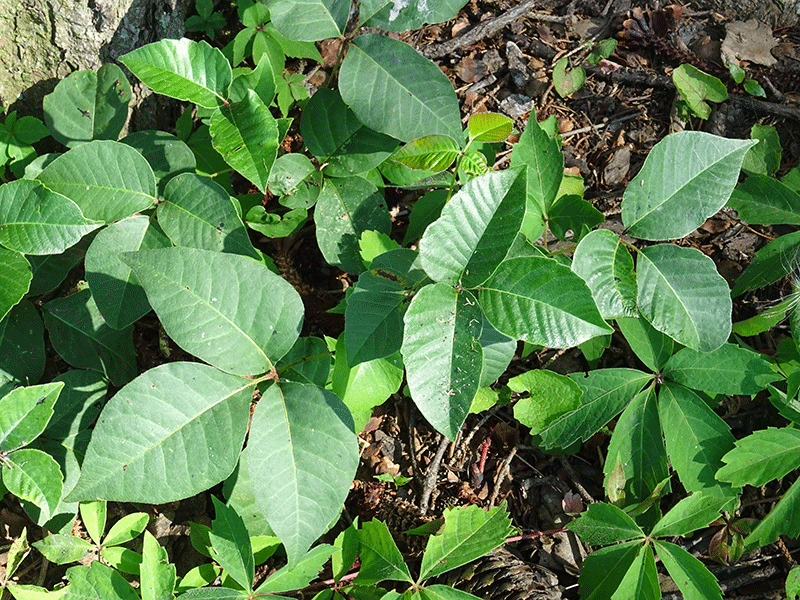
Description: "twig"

(421, 0), (568, 59)
(557, 455), (595, 505)
(488, 445), (517, 507)
(419, 434), (452, 516)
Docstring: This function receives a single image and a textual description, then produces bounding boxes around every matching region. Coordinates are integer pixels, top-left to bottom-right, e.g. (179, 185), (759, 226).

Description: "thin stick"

(488, 446), (517, 507)
(558, 455), (595, 504)
(420, 434), (451, 516)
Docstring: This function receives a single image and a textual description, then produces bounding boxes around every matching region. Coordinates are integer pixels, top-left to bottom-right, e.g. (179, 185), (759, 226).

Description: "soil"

(3, 1), (800, 599)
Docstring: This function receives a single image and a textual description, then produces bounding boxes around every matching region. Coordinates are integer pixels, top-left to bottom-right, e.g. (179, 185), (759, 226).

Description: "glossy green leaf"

(121, 247), (303, 376)
(568, 502), (643, 545)
(419, 503), (512, 580)
(314, 176), (391, 274)
(80, 500), (106, 545)
(509, 370), (581, 435)
(360, 0), (468, 31)
(467, 113), (513, 142)
(247, 382), (358, 566)
(121, 130), (197, 197)
(479, 256), (612, 347)
(276, 337), (332, 387)
(43, 289), (137, 386)
(141, 531), (176, 600)
(36, 140), (157, 223)
(654, 540), (722, 600)
(120, 38), (231, 109)
(672, 64), (728, 119)
(209, 497), (254, 591)
(42, 63), (131, 147)
(3, 449), (63, 522)
(553, 57), (585, 97)
(7, 585), (66, 600)
(61, 562), (139, 600)
(104, 512), (149, 547)
(728, 174), (800, 225)
(222, 449), (275, 538)
(210, 90), (279, 194)
(731, 230), (800, 296)
(0, 179), (99, 255)
(717, 427), (800, 487)
(32, 533), (93, 565)
(339, 34), (462, 143)
(610, 543), (659, 600)
(658, 382), (737, 495)
(663, 344), (779, 395)
(269, 0), (348, 41)
(537, 368), (650, 451)
(0, 249), (31, 322)
(745, 476), (800, 549)
(616, 316), (674, 372)
(256, 544), (334, 593)
(420, 169), (525, 287)
(230, 54), (278, 106)
(66, 362), (252, 503)
(637, 244), (731, 352)
(354, 519), (412, 585)
(578, 540), (643, 600)
(622, 132), (755, 240)
(650, 493), (733, 538)
(0, 301), (45, 386)
(401, 285), (483, 440)
(391, 135), (460, 172)
(85, 216), (171, 330)
(548, 194), (603, 242)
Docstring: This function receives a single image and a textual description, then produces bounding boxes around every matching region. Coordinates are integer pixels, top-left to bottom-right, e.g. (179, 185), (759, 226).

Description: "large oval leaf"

(572, 229), (637, 319)
(120, 38), (232, 108)
(401, 285), (483, 440)
(0, 382), (63, 452)
(66, 362), (253, 503)
(4, 448), (63, 522)
(420, 168), (526, 288)
(0, 300), (45, 386)
(479, 256), (612, 347)
(247, 382), (358, 566)
(0, 249), (31, 322)
(637, 244), (731, 352)
(120, 247), (303, 376)
(269, 0), (349, 41)
(339, 34), (462, 143)
(621, 132), (755, 240)
(0, 179), (99, 255)
(360, 0), (468, 32)
(36, 140), (157, 223)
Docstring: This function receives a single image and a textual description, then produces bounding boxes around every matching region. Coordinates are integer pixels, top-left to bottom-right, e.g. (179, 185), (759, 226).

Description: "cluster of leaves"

(1, 0), (799, 598)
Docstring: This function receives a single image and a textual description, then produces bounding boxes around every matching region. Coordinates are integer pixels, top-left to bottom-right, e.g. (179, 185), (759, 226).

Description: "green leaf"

(604, 387), (668, 507)
(255, 544), (334, 593)
(85, 216), (171, 330)
(354, 519), (413, 585)
(663, 343), (779, 395)
(360, 0), (468, 31)
(121, 247), (303, 376)
(732, 230), (800, 296)
(616, 316), (674, 372)
(728, 174), (800, 225)
(314, 176), (391, 274)
(419, 169), (526, 288)
(717, 427), (800, 487)
(339, 34), (462, 143)
(80, 501), (106, 544)
(548, 194), (603, 242)
(247, 382), (358, 566)
(419, 503), (512, 581)
(743, 78), (766, 97)
(654, 540), (722, 600)
(553, 57), (585, 97)
(611, 543), (659, 600)
(0, 250), (31, 323)
(32, 533), (92, 565)
(104, 512), (149, 546)
(672, 64), (728, 119)
(36, 140), (157, 223)
(509, 370), (581, 435)
(120, 38), (231, 109)
(276, 336), (332, 387)
(210, 90), (279, 194)
(477, 315), (515, 387)
(567, 502), (643, 545)
(658, 382), (737, 495)
(467, 113), (513, 143)
(0, 179), (99, 255)
(745, 476), (800, 549)
(3, 449), (63, 522)
(401, 285), (483, 440)
(622, 131), (755, 240)
(62, 562), (140, 600)
(43, 289), (137, 386)
(787, 565), (800, 599)
(636, 244), (731, 352)
(742, 124), (781, 176)
(268, 154), (317, 198)
(269, 0), (348, 41)
(209, 497), (254, 592)
(479, 256), (612, 347)
(403, 190), (447, 245)
(537, 368), (650, 451)
(42, 370), (106, 442)
(66, 362), (252, 503)
(578, 540), (643, 600)
(42, 64), (131, 147)
(650, 493), (733, 538)
(120, 130), (197, 197)
(8, 585), (66, 600)
(0, 301), (45, 385)
(141, 531), (176, 600)
(391, 136), (460, 172)
(222, 449), (275, 538)
(230, 55), (279, 107)
(28, 242), (88, 296)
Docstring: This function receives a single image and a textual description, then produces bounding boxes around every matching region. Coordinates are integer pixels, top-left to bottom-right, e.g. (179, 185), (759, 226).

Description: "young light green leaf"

(0, 382), (62, 452)
(360, 0), (468, 32)
(62, 562), (140, 600)
(479, 256), (612, 347)
(717, 427), (800, 487)
(101, 546), (142, 575)
(401, 285), (483, 440)
(120, 38), (231, 108)
(37, 140), (157, 223)
(578, 540), (643, 600)
(744, 476), (800, 549)
(672, 64), (728, 119)
(654, 540), (722, 600)
(85, 216), (171, 330)
(572, 229), (637, 319)
(622, 132), (755, 240)
(658, 382), (737, 495)
(8, 586), (67, 600)
(391, 135), (460, 172)
(121, 247), (303, 376)
(419, 168), (526, 288)
(80, 501), (107, 545)
(610, 543), (659, 600)
(247, 383), (358, 567)
(663, 343), (779, 395)
(210, 90), (279, 194)
(104, 512), (149, 547)
(419, 503), (513, 581)
(650, 493), (734, 538)
(209, 497), (254, 592)
(568, 502), (643, 545)
(42, 63), (131, 147)
(269, 0), (349, 41)
(354, 519), (413, 585)
(255, 544), (334, 593)
(509, 370), (581, 436)
(43, 289), (137, 386)
(32, 533), (93, 565)
(339, 34), (462, 143)
(3, 449), (63, 523)
(141, 531), (176, 600)
(637, 244), (732, 352)
(467, 113), (513, 142)
(616, 316), (674, 372)
(66, 362), (253, 503)
(727, 174), (800, 225)
(0, 179), (99, 255)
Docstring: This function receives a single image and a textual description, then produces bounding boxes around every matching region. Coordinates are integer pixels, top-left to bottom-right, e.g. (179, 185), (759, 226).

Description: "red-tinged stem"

(478, 436), (491, 473)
